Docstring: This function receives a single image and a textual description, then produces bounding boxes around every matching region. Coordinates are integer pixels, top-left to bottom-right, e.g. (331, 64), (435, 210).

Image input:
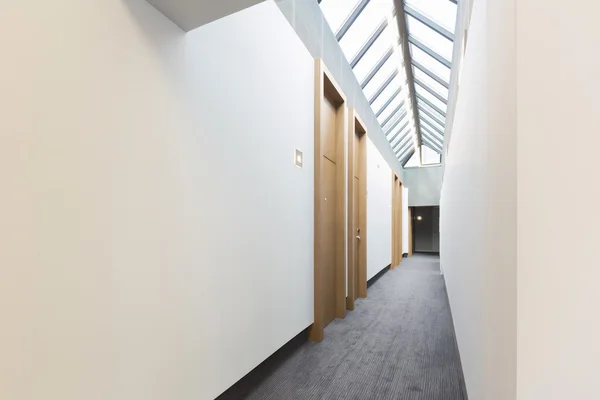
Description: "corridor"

(219, 255), (466, 400)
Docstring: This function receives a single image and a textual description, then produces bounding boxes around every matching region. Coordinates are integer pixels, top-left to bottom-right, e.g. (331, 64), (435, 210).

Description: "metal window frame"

(388, 124), (408, 145)
(384, 112), (408, 136)
(421, 129), (443, 146)
(396, 135), (414, 154)
(336, 0), (370, 41)
(422, 140), (443, 157)
(423, 136), (443, 152)
(368, 69), (399, 104)
(420, 111), (445, 132)
(380, 102), (405, 128)
(393, 132), (412, 152)
(417, 93), (446, 117)
(421, 120), (445, 137)
(415, 84), (448, 111)
(413, 60), (449, 89)
(350, 19), (388, 68)
(414, 78), (447, 104)
(418, 104), (445, 127)
(404, 5), (454, 41)
(400, 147), (416, 166)
(408, 36), (452, 69)
(361, 47), (394, 88)
(375, 87), (402, 118)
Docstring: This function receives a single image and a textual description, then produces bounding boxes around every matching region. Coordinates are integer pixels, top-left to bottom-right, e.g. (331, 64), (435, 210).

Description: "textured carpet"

(218, 254), (466, 400)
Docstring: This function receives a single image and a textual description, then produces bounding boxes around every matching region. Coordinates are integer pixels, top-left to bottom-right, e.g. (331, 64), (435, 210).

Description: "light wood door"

(391, 175), (403, 268)
(321, 96), (338, 327)
(353, 175), (360, 297)
(346, 109), (367, 311)
(310, 60), (347, 343)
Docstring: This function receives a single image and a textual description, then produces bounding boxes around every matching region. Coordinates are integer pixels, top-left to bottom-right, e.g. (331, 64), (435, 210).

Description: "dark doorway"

(412, 206), (440, 254)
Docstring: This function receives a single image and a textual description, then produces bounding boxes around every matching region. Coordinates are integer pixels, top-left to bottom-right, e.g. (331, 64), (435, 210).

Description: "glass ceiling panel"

(319, 0), (420, 163)
(422, 144), (441, 164)
(410, 44), (451, 81)
(421, 118), (444, 136)
(371, 74), (402, 112)
(352, 26), (394, 84)
(406, 15), (453, 61)
(363, 57), (398, 100)
(405, 0), (457, 32)
(420, 113), (444, 132)
(413, 68), (449, 99)
(338, 0), (394, 63)
(419, 102), (446, 123)
(392, 129), (411, 149)
(320, 0), (363, 34)
(415, 84), (447, 113)
(377, 94), (404, 125)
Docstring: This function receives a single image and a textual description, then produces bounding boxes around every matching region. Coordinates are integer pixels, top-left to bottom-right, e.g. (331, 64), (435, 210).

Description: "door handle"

(356, 236), (361, 240)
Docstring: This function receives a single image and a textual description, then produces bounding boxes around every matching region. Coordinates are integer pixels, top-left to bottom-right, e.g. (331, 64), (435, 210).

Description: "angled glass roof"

(319, 0), (457, 167)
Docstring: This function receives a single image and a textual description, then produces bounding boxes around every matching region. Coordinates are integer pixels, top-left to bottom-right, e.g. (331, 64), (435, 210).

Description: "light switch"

(295, 149), (303, 168)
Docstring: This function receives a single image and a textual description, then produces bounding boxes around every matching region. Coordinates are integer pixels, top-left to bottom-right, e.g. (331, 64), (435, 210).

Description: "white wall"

(0, 2), (314, 399)
(402, 186), (409, 254)
(366, 138), (392, 280)
(440, 0), (517, 399)
(404, 166), (443, 206)
(516, 1), (600, 399)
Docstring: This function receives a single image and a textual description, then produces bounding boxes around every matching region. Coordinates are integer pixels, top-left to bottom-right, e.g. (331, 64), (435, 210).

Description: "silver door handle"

(356, 236), (361, 240)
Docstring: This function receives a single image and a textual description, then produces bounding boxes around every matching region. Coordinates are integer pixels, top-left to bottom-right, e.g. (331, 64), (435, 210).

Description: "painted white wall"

(516, 1), (600, 399)
(402, 187), (409, 254)
(404, 166), (443, 206)
(0, 2), (314, 399)
(440, 0), (516, 399)
(366, 138), (392, 280)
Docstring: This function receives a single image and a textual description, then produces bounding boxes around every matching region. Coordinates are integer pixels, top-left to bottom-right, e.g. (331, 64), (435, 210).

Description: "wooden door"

(321, 96), (338, 326)
(346, 109), (367, 311)
(391, 175), (403, 268)
(310, 60), (347, 343)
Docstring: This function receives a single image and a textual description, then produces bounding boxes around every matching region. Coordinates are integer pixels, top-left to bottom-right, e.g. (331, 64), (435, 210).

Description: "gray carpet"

(218, 254), (466, 400)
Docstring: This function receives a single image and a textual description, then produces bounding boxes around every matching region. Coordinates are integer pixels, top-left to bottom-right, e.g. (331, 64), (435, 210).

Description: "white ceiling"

(146, 0), (265, 31)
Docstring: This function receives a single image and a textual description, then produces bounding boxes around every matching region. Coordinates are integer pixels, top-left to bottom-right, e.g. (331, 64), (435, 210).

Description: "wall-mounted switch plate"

(295, 149), (303, 168)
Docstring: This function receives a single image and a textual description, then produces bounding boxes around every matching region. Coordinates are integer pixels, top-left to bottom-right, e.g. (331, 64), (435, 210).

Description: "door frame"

(391, 174), (403, 269)
(309, 59), (347, 343)
(346, 108), (367, 311)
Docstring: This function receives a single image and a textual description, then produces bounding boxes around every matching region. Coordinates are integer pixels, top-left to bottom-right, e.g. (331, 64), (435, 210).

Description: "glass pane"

(410, 44), (450, 81)
(320, 0), (363, 35)
(404, 151), (420, 167)
(392, 129), (411, 148)
(422, 145), (441, 164)
(371, 75), (402, 111)
(338, 0), (394, 62)
(419, 102), (445, 123)
(407, 15), (453, 61)
(377, 93), (404, 125)
(422, 129), (443, 145)
(352, 26), (393, 84)
(413, 68), (449, 99)
(363, 57), (397, 101)
(420, 113), (444, 132)
(421, 122), (444, 140)
(397, 141), (413, 158)
(416, 84), (447, 113)
(405, 0), (457, 32)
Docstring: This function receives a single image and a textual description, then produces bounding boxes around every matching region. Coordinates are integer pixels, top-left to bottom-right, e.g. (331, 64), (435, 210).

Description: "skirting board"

(216, 326), (310, 399)
(367, 264), (391, 288)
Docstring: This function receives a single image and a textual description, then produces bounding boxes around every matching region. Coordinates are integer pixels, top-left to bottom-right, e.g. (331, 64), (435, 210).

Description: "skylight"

(319, 0), (458, 167)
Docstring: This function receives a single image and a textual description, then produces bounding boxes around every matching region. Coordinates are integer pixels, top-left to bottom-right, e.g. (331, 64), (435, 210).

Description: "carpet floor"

(218, 254), (466, 400)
